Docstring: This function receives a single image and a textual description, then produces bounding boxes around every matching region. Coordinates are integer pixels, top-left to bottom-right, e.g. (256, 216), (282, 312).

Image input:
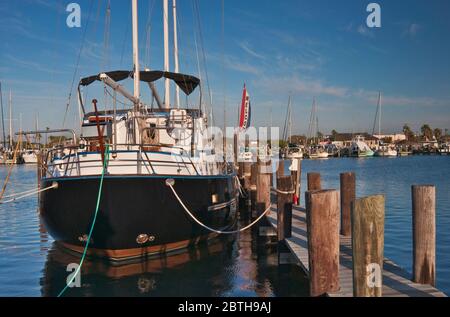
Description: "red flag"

(239, 84), (251, 130)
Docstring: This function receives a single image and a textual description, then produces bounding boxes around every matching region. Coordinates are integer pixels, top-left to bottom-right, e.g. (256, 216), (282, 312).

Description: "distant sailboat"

(307, 98), (328, 159)
(283, 96), (303, 159)
(373, 92), (397, 157)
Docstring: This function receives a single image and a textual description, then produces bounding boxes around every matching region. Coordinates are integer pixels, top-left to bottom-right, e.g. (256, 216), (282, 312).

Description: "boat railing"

(41, 143), (232, 178)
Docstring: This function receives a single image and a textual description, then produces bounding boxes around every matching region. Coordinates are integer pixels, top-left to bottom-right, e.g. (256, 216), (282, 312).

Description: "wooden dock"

(266, 204), (447, 297)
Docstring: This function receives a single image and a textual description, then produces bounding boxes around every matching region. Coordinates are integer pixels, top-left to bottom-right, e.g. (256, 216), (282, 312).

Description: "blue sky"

(0, 0), (449, 136)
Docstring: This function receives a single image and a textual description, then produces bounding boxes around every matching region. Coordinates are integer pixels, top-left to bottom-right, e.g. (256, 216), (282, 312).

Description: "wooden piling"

(307, 172), (321, 191)
(256, 160), (271, 217)
(340, 172), (356, 236)
(249, 163), (258, 214)
(277, 176), (293, 240)
(351, 195), (385, 297)
(276, 160), (285, 179)
(238, 162), (244, 179)
(412, 185), (436, 286)
(305, 189), (340, 297)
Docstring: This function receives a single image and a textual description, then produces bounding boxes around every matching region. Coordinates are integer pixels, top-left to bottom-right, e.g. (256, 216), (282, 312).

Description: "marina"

(0, 0), (449, 301)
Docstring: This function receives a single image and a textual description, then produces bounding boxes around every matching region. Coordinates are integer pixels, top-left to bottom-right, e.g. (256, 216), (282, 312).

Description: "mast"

(172, 0), (180, 108)
(19, 113), (22, 151)
(0, 83), (5, 149)
(288, 95), (292, 144)
(9, 90), (12, 149)
(378, 91), (382, 137)
(132, 0), (140, 108)
(163, 0), (170, 109)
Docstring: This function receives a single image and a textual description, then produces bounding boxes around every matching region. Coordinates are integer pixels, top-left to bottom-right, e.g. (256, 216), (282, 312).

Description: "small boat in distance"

(350, 135), (375, 157)
(374, 144), (397, 157)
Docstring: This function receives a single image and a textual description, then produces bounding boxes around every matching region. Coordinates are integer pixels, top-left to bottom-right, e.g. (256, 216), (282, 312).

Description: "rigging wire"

(119, 3), (132, 68)
(59, 0), (95, 144)
(191, 0), (214, 126)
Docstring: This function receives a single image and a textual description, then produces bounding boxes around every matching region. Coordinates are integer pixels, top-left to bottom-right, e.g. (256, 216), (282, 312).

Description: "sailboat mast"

(378, 91), (382, 136)
(9, 90), (12, 149)
(288, 95), (292, 144)
(0, 82), (5, 149)
(132, 0), (140, 107)
(172, 0), (180, 108)
(163, 0), (170, 109)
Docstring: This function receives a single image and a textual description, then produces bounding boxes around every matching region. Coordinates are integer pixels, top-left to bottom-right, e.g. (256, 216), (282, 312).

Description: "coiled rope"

(166, 179), (272, 235)
(0, 182), (58, 204)
(57, 144), (110, 297)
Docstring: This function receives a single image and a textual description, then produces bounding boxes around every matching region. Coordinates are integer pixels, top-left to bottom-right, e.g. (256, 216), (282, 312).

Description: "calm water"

(0, 156), (449, 296)
(0, 165), (307, 297)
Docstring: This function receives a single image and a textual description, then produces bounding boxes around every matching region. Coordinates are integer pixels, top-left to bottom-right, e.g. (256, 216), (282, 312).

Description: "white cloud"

(238, 41), (265, 60)
(403, 23), (422, 37)
(254, 74), (348, 98)
(356, 25), (375, 38)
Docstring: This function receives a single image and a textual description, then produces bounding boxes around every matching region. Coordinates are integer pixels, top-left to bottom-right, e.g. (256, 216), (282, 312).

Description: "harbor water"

(0, 165), (307, 297)
(0, 155), (449, 296)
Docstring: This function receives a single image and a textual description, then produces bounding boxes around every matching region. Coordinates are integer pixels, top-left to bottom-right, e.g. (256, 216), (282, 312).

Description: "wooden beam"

(306, 189), (340, 297)
(340, 172), (356, 236)
(277, 176), (293, 240)
(351, 195), (385, 297)
(412, 185), (436, 286)
(307, 172), (321, 191)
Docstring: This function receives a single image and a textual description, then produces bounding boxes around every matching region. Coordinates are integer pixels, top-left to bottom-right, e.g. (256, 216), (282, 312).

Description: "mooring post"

(256, 159), (271, 217)
(243, 161), (252, 192)
(305, 189), (340, 297)
(307, 172), (321, 191)
(250, 163), (258, 214)
(277, 176), (293, 241)
(238, 162), (244, 179)
(340, 172), (356, 236)
(412, 185), (436, 286)
(276, 160), (285, 179)
(351, 195), (385, 297)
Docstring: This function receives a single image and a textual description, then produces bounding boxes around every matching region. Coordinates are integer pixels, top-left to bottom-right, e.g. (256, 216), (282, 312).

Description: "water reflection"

(40, 215), (308, 297)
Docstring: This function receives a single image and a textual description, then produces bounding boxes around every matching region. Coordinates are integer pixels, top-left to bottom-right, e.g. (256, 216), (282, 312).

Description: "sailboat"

(38, 0), (238, 261)
(373, 92), (397, 157)
(283, 96), (303, 160)
(306, 98), (328, 159)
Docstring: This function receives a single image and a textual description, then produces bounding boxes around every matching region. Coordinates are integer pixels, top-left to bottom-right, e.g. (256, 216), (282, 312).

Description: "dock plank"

(267, 204), (447, 297)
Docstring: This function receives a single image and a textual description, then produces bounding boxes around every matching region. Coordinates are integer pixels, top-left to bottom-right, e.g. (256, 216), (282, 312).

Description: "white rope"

(166, 180), (271, 235)
(0, 182), (58, 204)
(2, 187), (40, 199)
(271, 187), (295, 195)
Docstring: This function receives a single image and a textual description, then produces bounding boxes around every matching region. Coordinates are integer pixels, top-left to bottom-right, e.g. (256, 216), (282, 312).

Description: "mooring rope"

(57, 144), (110, 297)
(270, 187), (295, 195)
(0, 182), (58, 204)
(166, 179), (272, 235)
